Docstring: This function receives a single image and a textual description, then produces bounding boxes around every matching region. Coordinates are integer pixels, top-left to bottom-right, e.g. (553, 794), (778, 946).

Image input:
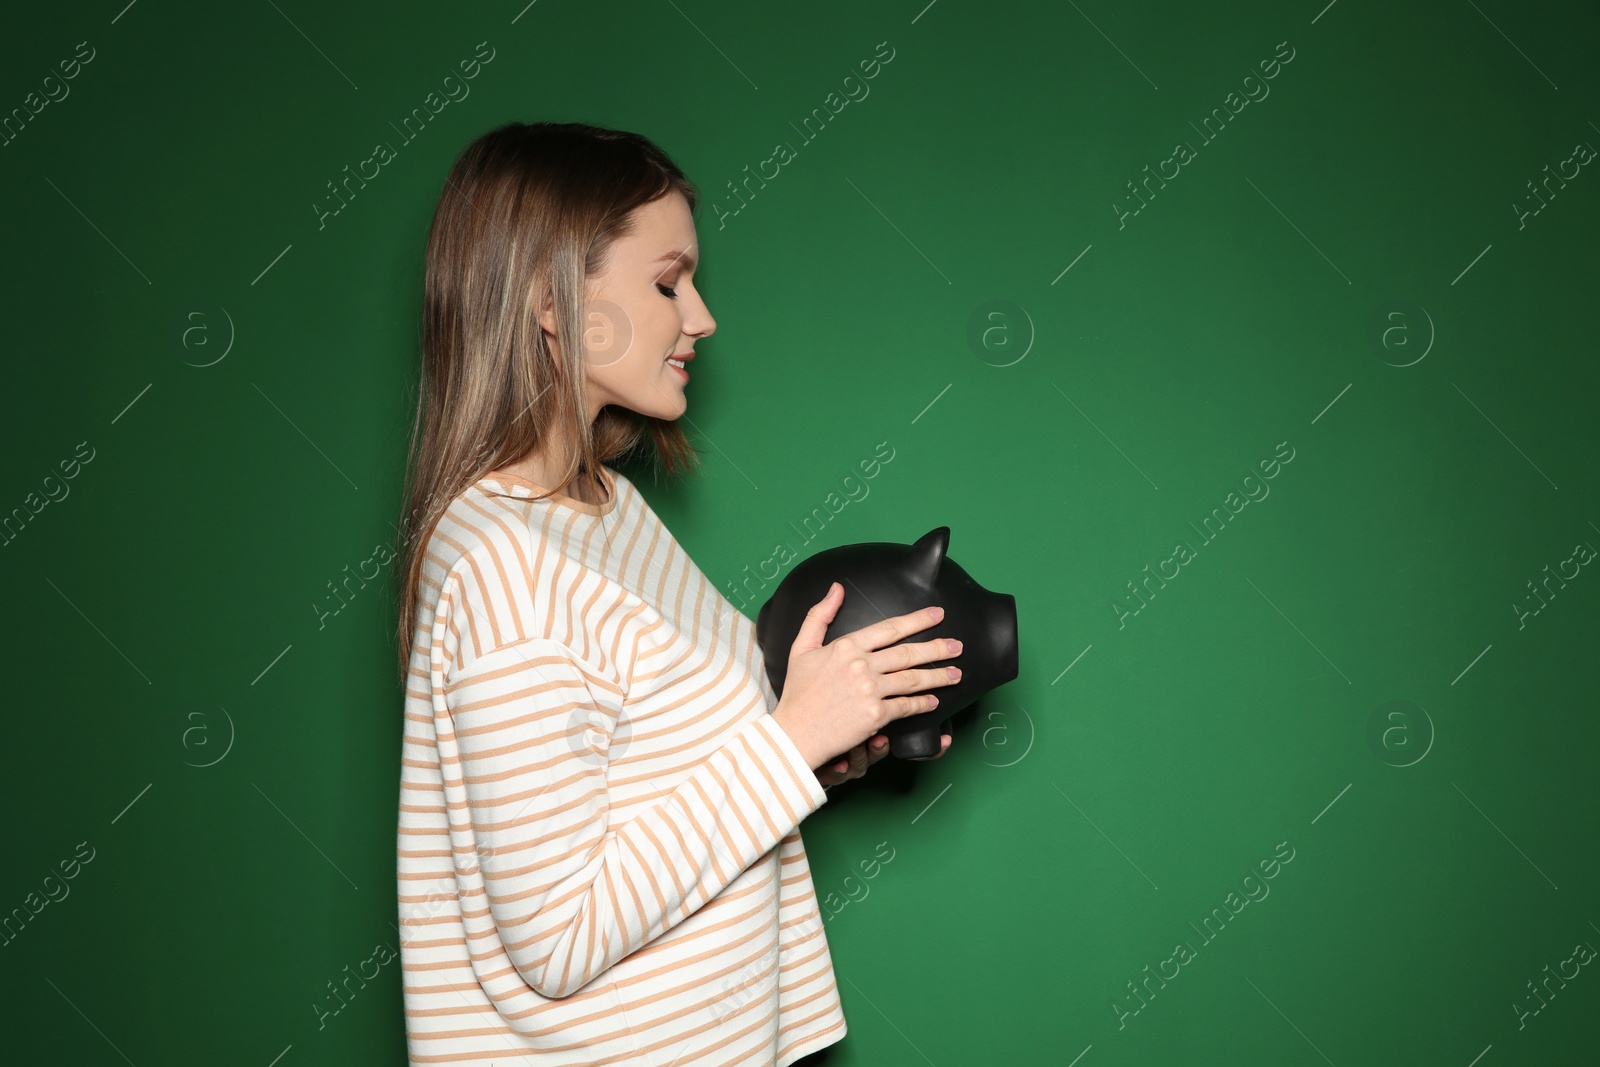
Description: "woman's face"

(551, 190), (714, 421)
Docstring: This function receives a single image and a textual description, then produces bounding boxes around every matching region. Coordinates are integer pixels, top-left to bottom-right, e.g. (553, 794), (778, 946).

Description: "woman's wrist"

(770, 704), (823, 771)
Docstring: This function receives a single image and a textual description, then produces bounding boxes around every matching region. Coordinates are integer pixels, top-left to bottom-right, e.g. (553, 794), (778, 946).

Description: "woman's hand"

(815, 731), (953, 789)
(772, 585), (961, 771)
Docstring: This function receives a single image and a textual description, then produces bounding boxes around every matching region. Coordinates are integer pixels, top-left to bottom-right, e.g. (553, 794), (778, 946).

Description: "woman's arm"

(434, 636), (826, 1000)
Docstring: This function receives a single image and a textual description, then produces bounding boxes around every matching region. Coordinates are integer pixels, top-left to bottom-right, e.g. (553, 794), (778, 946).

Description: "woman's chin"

(633, 388), (687, 420)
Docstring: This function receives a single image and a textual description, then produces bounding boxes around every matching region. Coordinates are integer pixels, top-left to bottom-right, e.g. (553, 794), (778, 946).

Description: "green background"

(3, 0), (1598, 1064)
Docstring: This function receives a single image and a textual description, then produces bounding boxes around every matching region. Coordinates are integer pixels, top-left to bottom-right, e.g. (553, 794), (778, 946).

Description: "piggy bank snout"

(987, 591), (1019, 685)
(926, 590), (1018, 690)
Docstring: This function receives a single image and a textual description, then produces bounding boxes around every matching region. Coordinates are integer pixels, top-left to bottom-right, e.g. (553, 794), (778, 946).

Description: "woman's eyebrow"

(652, 247), (698, 276)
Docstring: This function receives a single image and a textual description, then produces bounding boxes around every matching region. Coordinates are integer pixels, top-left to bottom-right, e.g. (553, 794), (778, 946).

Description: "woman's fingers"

(845, 742), (870, 777)
(818, 738), (889, 788)
(817, 733), (927, 788)
(847, 604), (945, 654)
(820, 745), (862, 781)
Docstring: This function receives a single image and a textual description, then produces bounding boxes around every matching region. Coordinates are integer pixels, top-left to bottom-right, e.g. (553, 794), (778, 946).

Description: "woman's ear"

(535, 283), (559, 338)
(534, 285), (567, 372)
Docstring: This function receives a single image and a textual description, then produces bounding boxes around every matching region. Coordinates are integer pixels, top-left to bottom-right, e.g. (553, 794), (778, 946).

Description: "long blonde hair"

(394, 121), (704, 683)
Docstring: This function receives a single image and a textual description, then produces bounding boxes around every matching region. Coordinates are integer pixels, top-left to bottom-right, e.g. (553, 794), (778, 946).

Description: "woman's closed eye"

(656, 283), (677, 299)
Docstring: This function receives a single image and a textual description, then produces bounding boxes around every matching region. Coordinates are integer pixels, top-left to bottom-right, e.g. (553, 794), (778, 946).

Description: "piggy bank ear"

(907, 527), (951, 587)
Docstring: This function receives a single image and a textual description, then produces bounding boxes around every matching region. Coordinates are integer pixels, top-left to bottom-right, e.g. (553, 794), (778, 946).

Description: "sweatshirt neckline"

(480, 466), (619, 516)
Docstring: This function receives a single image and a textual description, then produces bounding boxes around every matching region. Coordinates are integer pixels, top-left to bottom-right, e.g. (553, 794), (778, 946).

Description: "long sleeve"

(433, 635), (828, 1001)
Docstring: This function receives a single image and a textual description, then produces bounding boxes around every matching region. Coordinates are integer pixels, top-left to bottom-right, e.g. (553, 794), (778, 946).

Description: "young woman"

(393, 122), (959, 1067)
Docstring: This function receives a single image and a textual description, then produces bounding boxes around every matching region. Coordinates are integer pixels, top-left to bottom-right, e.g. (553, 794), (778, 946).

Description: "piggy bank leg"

(889, 715), (944, 760)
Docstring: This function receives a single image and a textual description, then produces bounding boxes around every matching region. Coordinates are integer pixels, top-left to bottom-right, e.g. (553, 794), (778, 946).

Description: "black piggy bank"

(755, 527), (1019, 761)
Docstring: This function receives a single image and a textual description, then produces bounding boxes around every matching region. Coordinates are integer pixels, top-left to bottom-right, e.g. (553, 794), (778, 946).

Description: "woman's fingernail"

(872, 737), (887, 748)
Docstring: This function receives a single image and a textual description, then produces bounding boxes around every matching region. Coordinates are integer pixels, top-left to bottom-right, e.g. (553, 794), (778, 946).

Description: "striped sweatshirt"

(397, 465), (847, 1066)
